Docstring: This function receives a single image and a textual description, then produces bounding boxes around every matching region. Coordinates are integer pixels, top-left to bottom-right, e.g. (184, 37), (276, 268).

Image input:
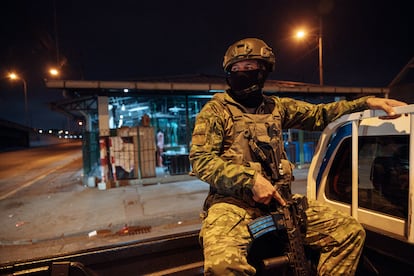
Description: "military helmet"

(223, 38), (276, 72)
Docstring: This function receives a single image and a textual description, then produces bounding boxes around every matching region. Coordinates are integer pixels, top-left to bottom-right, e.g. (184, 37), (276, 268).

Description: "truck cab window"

(326, 135), (409, 218)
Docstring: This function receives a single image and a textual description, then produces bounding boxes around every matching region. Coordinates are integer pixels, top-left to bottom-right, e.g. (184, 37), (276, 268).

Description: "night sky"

(0, 0), (412, 129)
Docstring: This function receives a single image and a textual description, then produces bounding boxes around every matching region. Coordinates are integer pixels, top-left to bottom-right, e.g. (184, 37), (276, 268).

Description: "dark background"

(0, 0), (412, 129)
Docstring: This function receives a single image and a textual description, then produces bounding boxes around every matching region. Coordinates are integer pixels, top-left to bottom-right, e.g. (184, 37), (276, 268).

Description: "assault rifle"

(248, 184), (311, 276)
(245, 125), (311, 275)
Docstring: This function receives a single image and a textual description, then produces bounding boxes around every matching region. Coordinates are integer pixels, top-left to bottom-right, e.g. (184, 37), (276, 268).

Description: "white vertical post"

(98, 96), (110, 136)
(98, 96), (110, 187)
(408, 113), (414, 243)
(351, 120), (359, 219)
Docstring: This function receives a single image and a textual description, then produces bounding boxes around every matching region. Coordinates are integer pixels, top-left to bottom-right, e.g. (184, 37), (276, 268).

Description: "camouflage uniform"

(190, 92), (369, 275)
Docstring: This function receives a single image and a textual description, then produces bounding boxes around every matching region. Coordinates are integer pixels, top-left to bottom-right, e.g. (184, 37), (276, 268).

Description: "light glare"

(49, 68), (59, 76)
(296, 30), (306, 39)
(8, 73), (18, 80)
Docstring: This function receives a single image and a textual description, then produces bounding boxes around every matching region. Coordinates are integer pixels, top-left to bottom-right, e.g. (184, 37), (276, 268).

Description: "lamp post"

(8, 72), (29, 126)
(318, 17), (323, 86)
(293, 20), (324, 166)
(295, 18), (324, 85)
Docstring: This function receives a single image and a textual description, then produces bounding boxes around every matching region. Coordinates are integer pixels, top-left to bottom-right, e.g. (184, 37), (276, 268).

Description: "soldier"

(189, 37), (407, 275)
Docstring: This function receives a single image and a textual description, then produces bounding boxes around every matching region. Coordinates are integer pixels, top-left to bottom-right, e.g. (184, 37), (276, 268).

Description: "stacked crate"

(135, 126), (156, 178)
(111, 136), (135, 179)
(113, 126), (156, 180)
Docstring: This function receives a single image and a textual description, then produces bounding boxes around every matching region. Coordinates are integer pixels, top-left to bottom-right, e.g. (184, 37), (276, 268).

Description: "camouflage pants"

(200, 200), (366, 276)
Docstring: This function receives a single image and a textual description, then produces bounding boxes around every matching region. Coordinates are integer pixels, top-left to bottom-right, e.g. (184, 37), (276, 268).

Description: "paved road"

(0, 142), (82, 200)
(0, 143), (308, 263)
(0, 143), (204, 263)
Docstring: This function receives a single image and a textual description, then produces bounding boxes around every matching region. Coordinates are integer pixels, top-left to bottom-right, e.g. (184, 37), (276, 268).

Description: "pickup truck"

(307, 104), (414, 274)
(2, 105), (413, 276)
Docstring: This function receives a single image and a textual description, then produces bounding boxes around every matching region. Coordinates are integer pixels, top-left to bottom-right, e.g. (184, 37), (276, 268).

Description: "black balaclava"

(226, 68), (268, 108)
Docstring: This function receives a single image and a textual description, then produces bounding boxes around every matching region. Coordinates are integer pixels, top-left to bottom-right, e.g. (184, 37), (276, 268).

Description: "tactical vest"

(213, 93), (292, 183)
(202, 94), (294, 212)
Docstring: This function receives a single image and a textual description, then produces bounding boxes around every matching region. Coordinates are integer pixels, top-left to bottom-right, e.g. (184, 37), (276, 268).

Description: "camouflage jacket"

(189, 92), (371, 211)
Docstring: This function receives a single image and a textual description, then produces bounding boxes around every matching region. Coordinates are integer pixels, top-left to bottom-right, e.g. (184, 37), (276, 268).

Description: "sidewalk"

(0, 161), (309, 263)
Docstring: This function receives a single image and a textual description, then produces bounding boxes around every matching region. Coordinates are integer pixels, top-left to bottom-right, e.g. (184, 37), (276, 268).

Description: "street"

(0, 142), (83, 200)
(0, 143), (308, 264)
(0, 142), (205, 263)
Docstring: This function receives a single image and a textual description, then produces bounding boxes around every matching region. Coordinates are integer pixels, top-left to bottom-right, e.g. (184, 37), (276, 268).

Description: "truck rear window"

(325, 135), (409, 218)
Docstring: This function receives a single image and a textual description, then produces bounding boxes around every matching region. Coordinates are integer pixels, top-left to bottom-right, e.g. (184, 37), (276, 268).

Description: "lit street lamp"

(49, 67), (60, 77)
(293, 19), (324, 166)
(8, 72), (29, 126)
(295, 18), (324, 85)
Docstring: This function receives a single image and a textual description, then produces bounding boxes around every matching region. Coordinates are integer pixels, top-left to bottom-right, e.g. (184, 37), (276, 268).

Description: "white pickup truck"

(307, 104), (414, 274)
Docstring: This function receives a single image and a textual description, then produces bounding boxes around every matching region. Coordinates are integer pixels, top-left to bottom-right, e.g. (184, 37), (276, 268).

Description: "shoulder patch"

(192, 120), (208, 145)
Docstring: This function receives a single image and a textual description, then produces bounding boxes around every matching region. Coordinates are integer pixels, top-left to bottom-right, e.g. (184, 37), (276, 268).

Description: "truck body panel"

(307, 104), (414, 272)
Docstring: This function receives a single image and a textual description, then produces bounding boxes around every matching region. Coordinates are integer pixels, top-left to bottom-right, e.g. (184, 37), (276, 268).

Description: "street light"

(292, 19), (324, 166)
(294, 18), (324, 85)
(8, 72), (29, 126)
(49, 67), (60, 77)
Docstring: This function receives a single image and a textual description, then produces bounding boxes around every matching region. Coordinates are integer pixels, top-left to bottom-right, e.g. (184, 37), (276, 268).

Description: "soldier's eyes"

(232, 65), (256, 71)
